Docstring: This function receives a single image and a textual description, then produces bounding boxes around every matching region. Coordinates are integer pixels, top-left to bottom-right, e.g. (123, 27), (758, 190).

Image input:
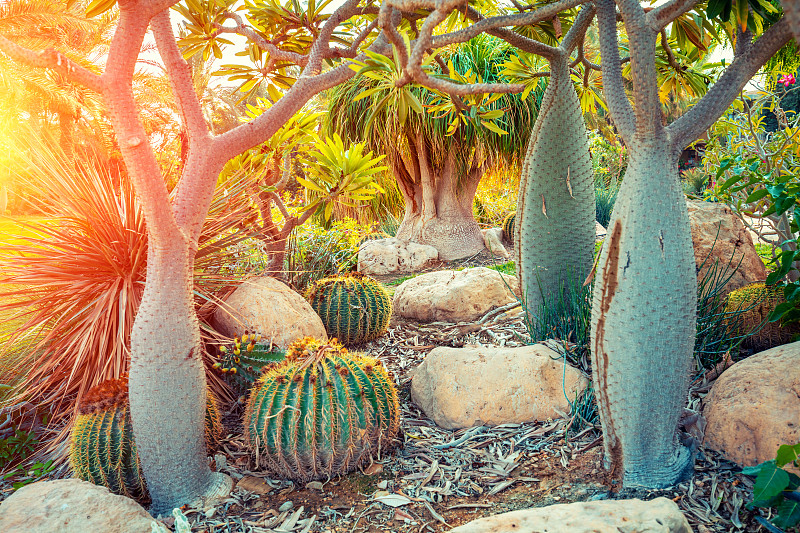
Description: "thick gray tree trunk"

(394, 135), (486, 260)
(515, 53), (595, 312)
(590, 141), (696, 487)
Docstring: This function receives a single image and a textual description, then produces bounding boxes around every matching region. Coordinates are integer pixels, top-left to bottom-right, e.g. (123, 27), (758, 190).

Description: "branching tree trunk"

(515, 7), (595, 312)
(0, 0), (384, 513)
(591, 0), (791, 487)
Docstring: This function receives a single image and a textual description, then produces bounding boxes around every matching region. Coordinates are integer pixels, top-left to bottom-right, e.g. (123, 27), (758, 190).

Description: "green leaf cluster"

(742, 443), (800, 529)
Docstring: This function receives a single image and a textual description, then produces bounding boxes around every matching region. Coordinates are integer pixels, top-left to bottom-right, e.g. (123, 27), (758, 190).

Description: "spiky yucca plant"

(244, 337), (400, 481)
(306, 273), (392, 345)
(69, 375), (223, 504)
(726, 282), (800, 351)
(502, 212), (516, 243)
(0, 138), (259, 459)
(214, 333), (286, 394)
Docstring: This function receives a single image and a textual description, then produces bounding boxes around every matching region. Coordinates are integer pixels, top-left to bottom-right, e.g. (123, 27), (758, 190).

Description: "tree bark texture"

(394, 132), (486, 260)
(515, 54), (595, 311)
(590, 141), (696, 488)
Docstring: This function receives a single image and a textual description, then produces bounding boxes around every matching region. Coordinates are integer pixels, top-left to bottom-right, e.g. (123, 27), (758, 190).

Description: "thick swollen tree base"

(590, 147), (697, 489)
(396, 214), (486, 261)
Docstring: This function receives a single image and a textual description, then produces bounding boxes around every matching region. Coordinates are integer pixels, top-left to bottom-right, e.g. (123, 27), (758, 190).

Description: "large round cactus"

(244, 337), (400, 482)
(358, 231), (390, 248)
(306, 273), (392, 345)
(70, 375), (224, 504)
(215, 333), (286, 394)
(726, 282), (799, 350)
(502, 212), (516, 243)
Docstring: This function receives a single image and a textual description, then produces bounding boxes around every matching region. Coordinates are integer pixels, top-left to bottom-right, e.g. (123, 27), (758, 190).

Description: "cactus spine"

(502, 212), (515, 243)
(70, 375), (224, 504)
(726, 282), (799, 350)
(215, 333), (286, 393)
(244, 337), (400, 481)
(306, 273), (392, 345)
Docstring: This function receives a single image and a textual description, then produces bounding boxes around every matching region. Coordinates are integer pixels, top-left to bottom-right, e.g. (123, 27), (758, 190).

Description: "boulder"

(393, 267), (519, 323)
(449, 497), (691, 533)
(686, 199), (767, 293)
(212, 276), (327, 347)
(481, 228), (509, 258)
(702, 341), (800, 467)
(411, 344), (588, 429)
(0, 479), (165, 533)
(357, 237), (439, 276)
(595, 221), (607, 240)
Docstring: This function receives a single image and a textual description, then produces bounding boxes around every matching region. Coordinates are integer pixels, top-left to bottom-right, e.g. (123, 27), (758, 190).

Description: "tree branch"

(617, 0), (662, 136)
(560, 5), (595, 54)
(667, 19), (792, 150)
(428, 0), (587, 51)
(215, 11), (309, 67)
(596, 0), (635, 143)
(151, 10), (210, 141)
(461, 6), (559, 59)
(660, 29), (682, 71)
(645, 0), (699, 31)
(0, 36), (105, 93)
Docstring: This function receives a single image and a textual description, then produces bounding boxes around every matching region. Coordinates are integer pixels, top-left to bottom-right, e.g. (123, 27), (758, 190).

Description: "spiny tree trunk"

(591, 0), (791, 488)
(394, 133), (486, 260)
(591, 141), (696, 487)
(129, 242), (227, 510)
(515, 51), (594, 312)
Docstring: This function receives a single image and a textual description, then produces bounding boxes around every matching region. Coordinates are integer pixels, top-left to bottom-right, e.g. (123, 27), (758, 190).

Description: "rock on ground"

(357, 237), (439, 276)
(411, 344), (588, 430)
(0, 479), (165, 533)
(687, 199), (766, 294)
(449, 497), (691, 533)
(480, 228), (509, 258)
(212, 276), (327, 347)
(393, 267), (519, 323)
(702, 341), (800, 467)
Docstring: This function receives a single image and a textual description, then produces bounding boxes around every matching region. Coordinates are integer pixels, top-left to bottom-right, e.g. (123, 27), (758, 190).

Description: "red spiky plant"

(0, 138), (259, 460)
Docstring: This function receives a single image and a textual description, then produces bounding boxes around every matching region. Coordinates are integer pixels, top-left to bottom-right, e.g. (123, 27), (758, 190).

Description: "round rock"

(702, 341), (800, 467)
(393, 267), (519, 323)
(212, 276), (327, 347)
(449, 497), (691, 532)
(411, 344), (588, 430)
(0, 479), (164, 533)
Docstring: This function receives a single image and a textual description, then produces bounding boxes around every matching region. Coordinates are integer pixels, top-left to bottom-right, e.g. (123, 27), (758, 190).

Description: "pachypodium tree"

(0, 0), (386, 514)
(377, 0), (792, 489)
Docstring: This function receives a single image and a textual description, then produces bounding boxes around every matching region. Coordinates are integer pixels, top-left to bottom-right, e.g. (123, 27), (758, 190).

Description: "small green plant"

(215, 333), (286, 394)
(2, 459), (55, 491)
(244, 337), (401, 481)
(306, 273), (392, 345)
(742, 443), (800, 531)
(502, 212), (516, 243)
(0, 429), (37, 470)
(681, 167), (710, 197)
(285, 218), (362, 293)
(594, 182), (618, 228)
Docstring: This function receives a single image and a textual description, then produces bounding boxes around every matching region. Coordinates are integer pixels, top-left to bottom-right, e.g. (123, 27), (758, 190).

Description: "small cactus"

(726, 282), (799, 350)
(215, 333), (286, 394)
(306, 272), (391, 345)
(244, 337), (400, 482)
(358, 231), (390, 248)
(502, 212), (516, 243)
(70, 375), (224, 504)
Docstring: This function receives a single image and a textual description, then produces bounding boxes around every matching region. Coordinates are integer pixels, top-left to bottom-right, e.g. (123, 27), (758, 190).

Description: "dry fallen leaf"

(374, 493), (412, 507)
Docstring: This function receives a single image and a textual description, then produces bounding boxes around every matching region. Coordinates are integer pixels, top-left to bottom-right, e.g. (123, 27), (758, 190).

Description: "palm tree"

(326, 35), (542, 260)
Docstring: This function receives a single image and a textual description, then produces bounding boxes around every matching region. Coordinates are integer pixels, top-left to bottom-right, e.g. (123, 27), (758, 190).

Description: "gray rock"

(449, 497), (691, 532)
(0, 479), (164, 533)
